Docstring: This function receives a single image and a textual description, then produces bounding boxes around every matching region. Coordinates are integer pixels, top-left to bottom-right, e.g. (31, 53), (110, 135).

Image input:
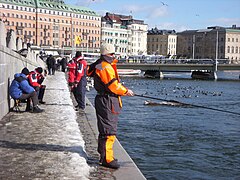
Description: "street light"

(192, 34), (195, 59)
(65, 29), (70, 47)
(92, 39), (96, 53)
(214, 29), (219, 80)
(82, 32), (89, 53)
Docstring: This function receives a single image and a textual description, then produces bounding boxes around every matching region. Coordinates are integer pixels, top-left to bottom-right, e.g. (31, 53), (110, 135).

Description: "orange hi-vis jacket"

(92, 56), (128, 107)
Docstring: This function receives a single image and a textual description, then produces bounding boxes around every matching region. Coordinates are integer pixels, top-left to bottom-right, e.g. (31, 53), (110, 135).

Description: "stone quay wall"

(0, 21), (45, 120)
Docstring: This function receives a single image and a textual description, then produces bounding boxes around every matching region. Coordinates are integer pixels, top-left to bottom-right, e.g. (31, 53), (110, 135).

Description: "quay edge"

(84, 97), (146, 180)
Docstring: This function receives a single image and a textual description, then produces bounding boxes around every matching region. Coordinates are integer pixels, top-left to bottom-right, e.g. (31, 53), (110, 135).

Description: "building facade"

(101, 13), (147, 57)
(0, 0), (101, 53)
(177, 25), (240, 62)
(147, 28), (177, 57)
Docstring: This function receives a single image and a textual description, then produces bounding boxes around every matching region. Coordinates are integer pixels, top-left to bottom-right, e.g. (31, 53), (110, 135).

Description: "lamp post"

(215, 30), (218, 70)
(192, 34), (195, 59)
(65, 29), (70, 47)
(43, 28), (48, 46)
(92, 39), (96, 53)
(214, 30), (219, 80)
(82, 32), (89, 53)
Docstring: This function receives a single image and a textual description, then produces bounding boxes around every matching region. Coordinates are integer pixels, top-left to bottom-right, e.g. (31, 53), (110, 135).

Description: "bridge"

(117, 63), (240, 79)
(117, 63), (240, 71)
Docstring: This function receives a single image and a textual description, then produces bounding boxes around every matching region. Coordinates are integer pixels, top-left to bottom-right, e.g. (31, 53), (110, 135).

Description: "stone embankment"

(0, 72), (146, 180)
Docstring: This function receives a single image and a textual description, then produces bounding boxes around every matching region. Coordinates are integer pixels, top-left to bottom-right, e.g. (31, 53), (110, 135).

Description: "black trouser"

(19, 91), (39, 107)
(73, 79), (87, 109)
(48, 67), (52, 75)
(95, 95), (121, 163)
(38, 87), (45, 101)
(34, 86), (45, 101)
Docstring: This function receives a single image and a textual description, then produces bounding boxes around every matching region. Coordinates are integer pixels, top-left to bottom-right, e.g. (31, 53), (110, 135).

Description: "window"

(236, 47), (238, 53)
(227, 46), (230, 53)
(231, 46), (234, 53)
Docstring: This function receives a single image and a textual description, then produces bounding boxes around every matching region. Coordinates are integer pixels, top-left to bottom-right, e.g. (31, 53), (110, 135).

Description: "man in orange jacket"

(88, 43), (134, 169)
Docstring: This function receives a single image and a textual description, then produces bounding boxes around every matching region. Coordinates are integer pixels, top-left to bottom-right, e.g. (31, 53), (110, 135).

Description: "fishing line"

(134, 94), (240, 116)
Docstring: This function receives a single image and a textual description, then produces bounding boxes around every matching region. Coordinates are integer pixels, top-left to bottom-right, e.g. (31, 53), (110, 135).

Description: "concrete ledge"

(84, 97), (146, 180)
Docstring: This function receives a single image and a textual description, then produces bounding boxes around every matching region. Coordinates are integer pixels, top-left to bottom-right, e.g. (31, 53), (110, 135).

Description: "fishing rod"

(134, 94), (240, 116)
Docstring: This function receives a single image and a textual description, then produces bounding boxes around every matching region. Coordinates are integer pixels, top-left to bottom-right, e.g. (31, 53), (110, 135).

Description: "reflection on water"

(87, 72), (240, 180)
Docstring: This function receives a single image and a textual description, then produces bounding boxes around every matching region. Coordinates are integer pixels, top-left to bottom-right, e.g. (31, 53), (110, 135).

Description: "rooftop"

(0, 0), (99, 16)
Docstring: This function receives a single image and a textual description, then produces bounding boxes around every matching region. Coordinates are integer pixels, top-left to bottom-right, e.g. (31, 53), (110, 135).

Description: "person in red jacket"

(67, 59), (76, 91)
(28, 67), (46, 104)
(72, 51), (88, 111)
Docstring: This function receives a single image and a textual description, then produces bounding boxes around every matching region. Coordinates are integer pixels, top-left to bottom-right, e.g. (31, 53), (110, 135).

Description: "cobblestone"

(0, 72), (91, 180)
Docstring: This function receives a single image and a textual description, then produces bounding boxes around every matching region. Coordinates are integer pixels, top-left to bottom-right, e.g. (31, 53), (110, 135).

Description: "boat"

(144, 100), (190, 107)
(117, 69), (141, 76)
(191, 70), (215, 80)
(144, 70), (160, 78)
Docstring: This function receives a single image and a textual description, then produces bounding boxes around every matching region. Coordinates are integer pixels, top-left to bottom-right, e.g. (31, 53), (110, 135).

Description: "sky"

(65, 0), (240, 32)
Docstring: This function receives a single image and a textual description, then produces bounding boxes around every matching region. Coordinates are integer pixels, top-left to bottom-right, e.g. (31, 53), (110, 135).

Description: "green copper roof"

(226, 29), (240, 33)
(0, 0), (35, 7)
(0, 0), (99, 16)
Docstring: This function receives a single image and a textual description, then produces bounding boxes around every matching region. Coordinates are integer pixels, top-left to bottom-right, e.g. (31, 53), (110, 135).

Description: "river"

(87, 71), (240, 180)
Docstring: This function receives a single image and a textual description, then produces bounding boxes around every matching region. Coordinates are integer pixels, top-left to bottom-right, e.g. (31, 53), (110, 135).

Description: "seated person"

(9, 67), (44, 113)
(28, 67), (46, 104)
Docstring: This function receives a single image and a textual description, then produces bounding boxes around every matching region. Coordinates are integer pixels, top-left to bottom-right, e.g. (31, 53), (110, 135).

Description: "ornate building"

(0, 0), (101, 53)
(101, 12), (148, 57)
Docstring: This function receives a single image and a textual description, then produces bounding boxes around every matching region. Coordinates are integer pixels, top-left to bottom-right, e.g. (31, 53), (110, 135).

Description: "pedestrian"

(67, 58), (76, 91)
(60, 56), (68, 72)
(46, 55), (56, 75)
(51, 56), (56, 75)
(72, 51), (88, 111)
(46, 55), (52, 75)
(87, 43), (134, 169)
(28, 67), (46, 104)
(9, 67), (44, 113)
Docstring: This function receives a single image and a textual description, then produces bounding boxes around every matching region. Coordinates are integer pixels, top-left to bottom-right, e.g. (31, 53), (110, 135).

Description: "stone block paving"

(0, 72), (92, 180)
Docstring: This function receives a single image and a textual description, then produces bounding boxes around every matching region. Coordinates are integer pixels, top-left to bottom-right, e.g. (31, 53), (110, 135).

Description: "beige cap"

(100, 43), (115, 55)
